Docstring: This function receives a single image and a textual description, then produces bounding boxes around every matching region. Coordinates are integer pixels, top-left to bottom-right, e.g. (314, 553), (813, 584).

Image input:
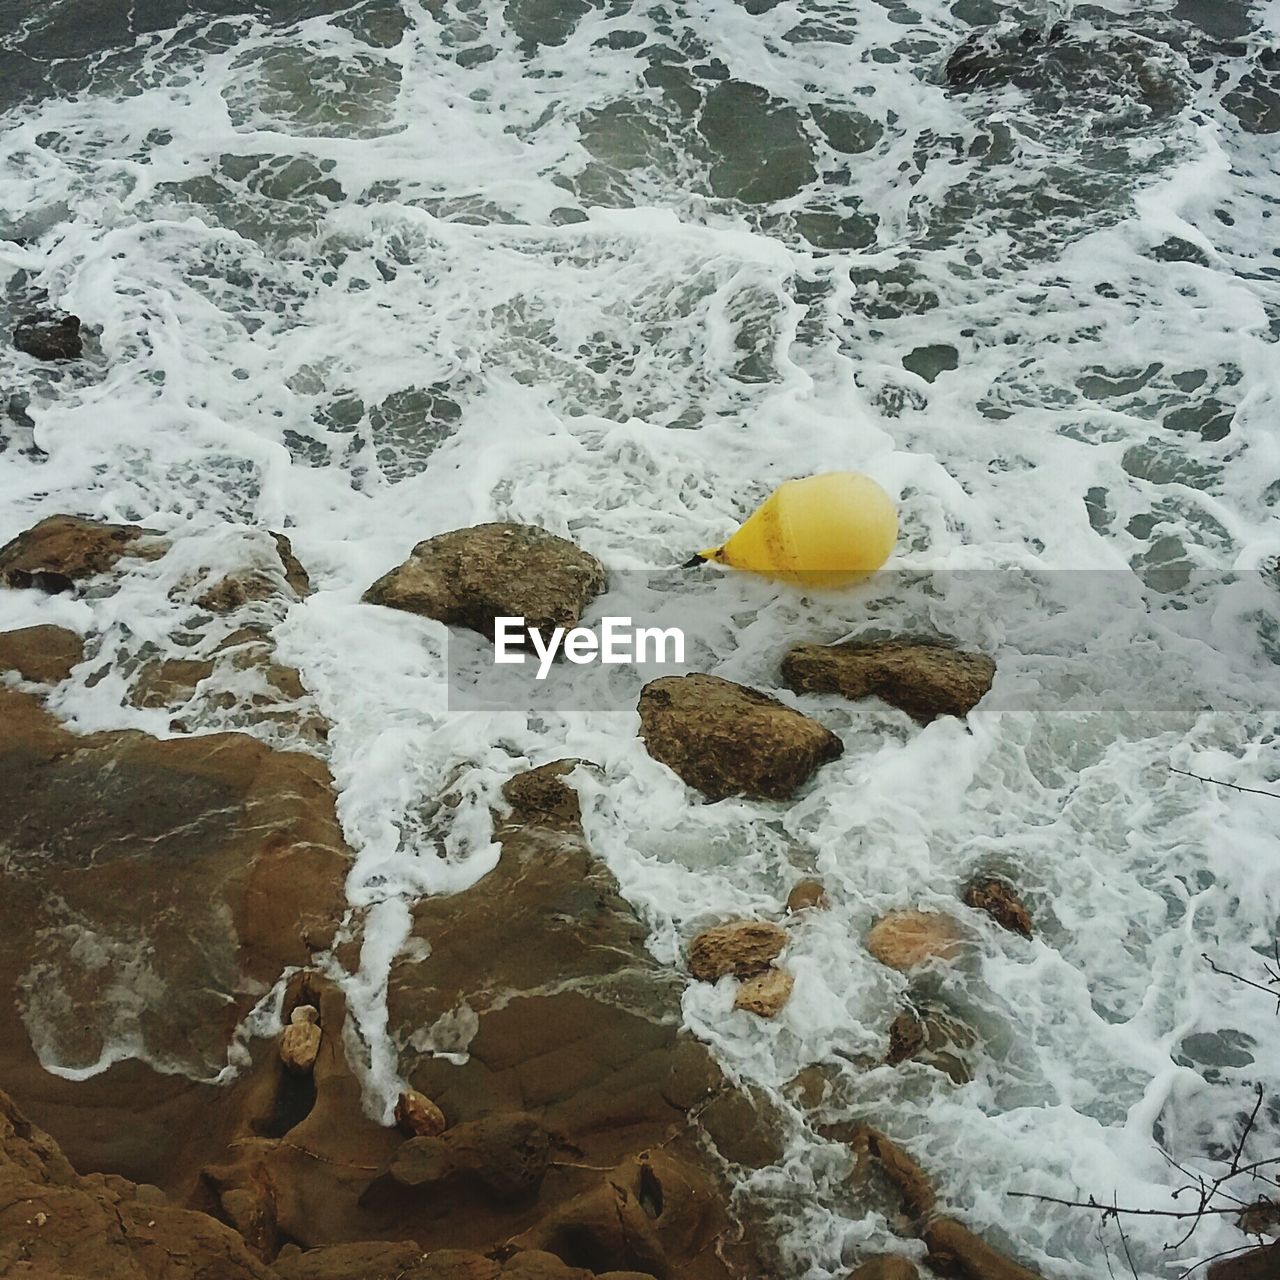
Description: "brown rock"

(0, 685), (350, 1181)
(1208, 1242), (1280, 1280)
(0, 514), (148, 593)
(689, 921), (787, 981)
(698, 1087), (787, 1170)
(781, 637), (995, 724)
(385, 1112), (551, 1201)
(395, 1089), (447, 1138)
(734, 967), (794, 1017)
(858, 1127), (937, 1222)
(866, 911), (967, 971)
(14, 310), (83, 360)
(280, 1006), (322, 1074)
(849, 1258), (921, 1280)
(272, 531), (313, 598)
(130, 656), (216, 708)
(499, 1254), (587, 1279)
(270, 1240), (424, 1280)
(786, 878), (828, 913)
(924, 1217), (1044, 1280)
(0, 1085), (268, 1279)
(362, 523), (605, 642)
(0, 624), (83, 683)
(885, 1010), (927, 1065)
(638, 673), (843, 801)
(962, 876), (1032, 938)
(408, 1252), (501, 1280)
(193, 532), (313, 613)
(501, 759), (585, 831)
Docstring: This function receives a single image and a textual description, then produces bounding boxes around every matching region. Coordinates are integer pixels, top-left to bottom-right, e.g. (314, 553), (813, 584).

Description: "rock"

(498, 1253), (585, 1279)
(688, 921), (787, 981)
(14, 310), (83, 360)
(781, 638), (995, 725)
(0, 1085), (268, 1279)
(638, 673), (843, 801)
(854, 1126), (937, 1222)
(380, 762), (763, 1278)
(786, 878), (828, 913)
(698, 1087), (788, 1169)
(130, 657), (217, 709)
(962, 875), (1032, 937)
(362, 523), (606, 642)
(501, 759), (584, 831)
(384, 1112), (552, 1201)
(923, 1218), (1044, 1280)
(280, 1006), (322, 1074)
(191, 530), (313, 612)
(1208, 1242), (1280, 1280)
(885, 1010), (927, 1066)
(849, 1258), (921, 1280)
(0, 514), (149, 593)
(882, 1004), (977, 1084)
(0, 685), (350, 1180)
(944, 22), (1068, 89)
(866, 911), (968, 971)
(410, 1252), (501, 1280)
(270, 1240), (424, 1280)
(733, 967), (794, 1018)
(395, 1088), (447, 1138)
(0, 624), (83, 683)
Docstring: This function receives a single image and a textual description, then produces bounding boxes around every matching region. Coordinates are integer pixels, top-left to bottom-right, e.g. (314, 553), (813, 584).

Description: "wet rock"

(944, 22), (1068, 90)
(923, 1218), (1044, 1280)
(866, 911), (968, 971)
(0, 623), (83, 683)
(962, 875), (1032, 937)
(0, 514), (150, 593)
(733, 967), (794, 1018)
(496, 1254), (580, 1280)
(362, 522), (606, 642)
(1208, 1241), (1280, 1279)
(885, 1010), (927, 1066)
(883, 1004), (977, 1085)
(855, 1127), (937, 1222)
(786, 878), (828, 913)
(130, 656), (216, 709)
(849, 1258), (921, 1280)
(638, 673), (843, 801)
(501, 758), (585, 831)
(688, 920), (787, 981)
(410, 1252), (501, 1280)
(13, 310), (83, 360)
(0, 1085), (268, 1279)
(0, 685), (350, 1171)
(191, 530), (313, 612)
(395, 1088), (447, 1138)
(381, 762), (763, 1278)
(270, 1240), (424, 1280)
(698, 1087), (788, 1169)
(782, 638), (995, 725)
(280, 1006), (322, 1074)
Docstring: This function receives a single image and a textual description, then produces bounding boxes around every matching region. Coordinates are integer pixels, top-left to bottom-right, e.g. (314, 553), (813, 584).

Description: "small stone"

(733, 967), (794, 1018)
(786, 878), (828, 913)
(280, 1006), (321, 1073)
(14, 311), (82, 361)
(885, 1009), (926, 1065)
(866, 911), (967, 971)
(395, 1088), (446, 1138)
(688, 921), (787, 982)
(962, 875), (1032, 937)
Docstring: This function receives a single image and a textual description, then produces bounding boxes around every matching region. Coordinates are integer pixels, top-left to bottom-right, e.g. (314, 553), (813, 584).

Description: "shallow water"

(2, 0), (1280, 1275)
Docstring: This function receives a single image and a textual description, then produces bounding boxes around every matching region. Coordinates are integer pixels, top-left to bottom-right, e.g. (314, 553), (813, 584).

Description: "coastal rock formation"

(363, 523), (605, 642)
(848, 1258), (920, 1280)
(0, 624), (83, 683)
(0, 1085), (267, 1279)
(781, 638), (995, 724)
(688, 920), (787, 981)
(638, 673), (843, 801)
(0, 514), (151, 592)
(0, 685), (350, 1177)
(866, 911), (968, 971)
(13, 310), (83, 360)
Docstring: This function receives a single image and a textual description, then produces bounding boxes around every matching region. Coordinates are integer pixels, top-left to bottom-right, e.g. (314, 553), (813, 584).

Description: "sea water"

(1, 0), (1279, 1275)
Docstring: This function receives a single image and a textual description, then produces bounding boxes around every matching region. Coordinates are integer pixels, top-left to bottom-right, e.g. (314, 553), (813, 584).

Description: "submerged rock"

(13, 310), (83, 360)
(848, 1258), (921, 1280)
(781, 637), (995, 724)
(688, 920), (787, 981)
(944, 21), (1069, 90)
(786, 878), (828, 913)
(924, 1218), (1044, 1280)
(866, 911), (968, 971)
(733, 967), (794, 1018)
(0, 514), (150, 593)
(638, 673), (843, 801)
(363, 522), (605, 642)
(962, 875), (1033, 937)
(0, 624), (83, 683)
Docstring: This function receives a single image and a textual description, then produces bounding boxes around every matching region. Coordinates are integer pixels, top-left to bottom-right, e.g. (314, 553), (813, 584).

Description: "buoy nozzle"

(681, 548), (722, 569)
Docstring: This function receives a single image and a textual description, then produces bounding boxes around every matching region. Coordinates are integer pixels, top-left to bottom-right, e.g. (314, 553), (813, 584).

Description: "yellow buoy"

(688, 472), (897, 589)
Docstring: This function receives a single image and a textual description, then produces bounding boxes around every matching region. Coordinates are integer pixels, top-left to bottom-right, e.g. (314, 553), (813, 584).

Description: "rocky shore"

(1, 510), (1270, 1280)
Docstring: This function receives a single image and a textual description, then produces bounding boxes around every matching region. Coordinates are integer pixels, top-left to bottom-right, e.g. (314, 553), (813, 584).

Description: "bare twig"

(1170, 767), (1280, 801)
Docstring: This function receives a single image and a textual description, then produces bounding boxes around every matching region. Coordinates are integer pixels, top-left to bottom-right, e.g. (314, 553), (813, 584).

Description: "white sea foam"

(2, 0), (1279, 1274)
